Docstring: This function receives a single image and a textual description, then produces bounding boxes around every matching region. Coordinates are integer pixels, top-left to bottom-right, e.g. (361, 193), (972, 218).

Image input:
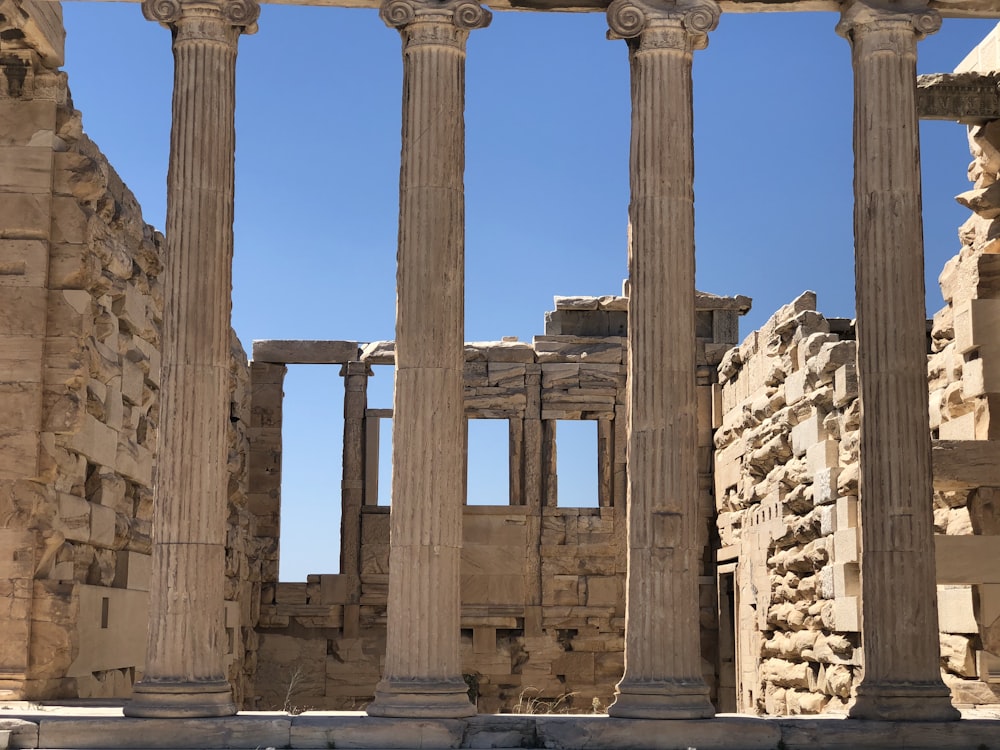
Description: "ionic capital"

(836, 0), (940, 45)
(380, 0), (491, 46)
(607, 0), (719, 51)
(141, 0), (260, 36)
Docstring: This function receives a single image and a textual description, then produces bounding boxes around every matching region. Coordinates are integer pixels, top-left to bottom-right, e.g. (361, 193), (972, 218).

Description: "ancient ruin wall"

(714, 293), (860, 715)
(0, 3), (256, 701)
(248, 295), (747, 713)
(926, 115), (1000, 704)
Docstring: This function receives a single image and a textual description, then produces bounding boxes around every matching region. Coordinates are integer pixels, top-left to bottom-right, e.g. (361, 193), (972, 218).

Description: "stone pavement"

(0, 704), (999, 749)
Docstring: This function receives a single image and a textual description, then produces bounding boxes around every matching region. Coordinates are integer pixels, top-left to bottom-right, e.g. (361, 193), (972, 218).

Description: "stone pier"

(365, 0), (490, 719)
(605, 0), (718, 720)
(124, 0), (259, 719)
(837, 0), (960, 722)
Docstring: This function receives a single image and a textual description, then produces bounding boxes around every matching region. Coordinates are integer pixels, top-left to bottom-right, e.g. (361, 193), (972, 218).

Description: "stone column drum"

(366, 0), (490, 718)
(605, 0), (718, 719)
(836, 0), (959, 722)
(125, 0), (258, 718)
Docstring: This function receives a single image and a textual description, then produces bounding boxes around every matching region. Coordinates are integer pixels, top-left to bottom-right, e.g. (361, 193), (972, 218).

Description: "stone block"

(0, 239), (48, 287)
(954, 298), (1000, 354)
(962, 357), (1000, 399)
(832, 563), (859, 599)
(935, 534), (1000, 584)
(585, 575), (621, 607)
(0, 334), (43, 382)
(0, 286), (46, 335)
(938, 585), (978, 634)
(832, 596), (860, 633)
(0, 99), (57, 146)
(806, 440), (839, 476)
(89, 501), (117, 549)
(68, 414), (118, 468)
(0, 192), (50, 239)
(791, 411), (828, 457)
(114, 551), (152, 591)
(833, 528), (859, 565)
(939, 411), (977, 440)
(833, 363), (857, 408)
(0, 145), (52, 192)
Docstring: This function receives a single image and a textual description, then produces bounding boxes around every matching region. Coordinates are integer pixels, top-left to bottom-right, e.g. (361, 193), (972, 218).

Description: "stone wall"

(248, 293), (749, 712)
(0, 0), (255, 702)
(714, 292), (860, 715)
(926, 115), (1000, 704)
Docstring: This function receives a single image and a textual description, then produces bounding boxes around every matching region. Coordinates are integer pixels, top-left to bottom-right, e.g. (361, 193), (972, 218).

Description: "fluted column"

(366, 0), (489, 719)
(605, 0), (717, 719)
(125, 0), (258, 719)
(837, 0), (959, 722)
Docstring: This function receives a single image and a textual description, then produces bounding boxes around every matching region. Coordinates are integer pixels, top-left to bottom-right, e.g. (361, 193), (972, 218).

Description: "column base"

(124, 679), (237, 718)
(849, 681), (960, 721)
(366, 678), (476, 718)
(608, 679), (715, 719)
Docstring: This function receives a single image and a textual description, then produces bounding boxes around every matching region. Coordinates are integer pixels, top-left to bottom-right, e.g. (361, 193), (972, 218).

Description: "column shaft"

(366, 0), (489, 719)
(126, 0), (258, 719)
(341, 361), (369, 599)
(837, 0), (958, 721)
(606, 0), (717, 719)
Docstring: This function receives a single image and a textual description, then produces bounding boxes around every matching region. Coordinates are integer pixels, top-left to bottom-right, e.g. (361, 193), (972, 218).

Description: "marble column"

(125, 0), (258, 719)
(837, 0), (959, 722)
(366, 0), (489, 719)
(340, 361), (370, 598)
(605, 0), (717, 719)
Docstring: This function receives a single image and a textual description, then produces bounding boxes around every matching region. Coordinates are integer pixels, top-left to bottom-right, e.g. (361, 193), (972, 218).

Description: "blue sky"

(61, 4), (998, 580)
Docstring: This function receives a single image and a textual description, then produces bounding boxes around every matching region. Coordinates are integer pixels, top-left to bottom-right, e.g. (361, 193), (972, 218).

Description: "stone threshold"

(1, 708), (999, 750)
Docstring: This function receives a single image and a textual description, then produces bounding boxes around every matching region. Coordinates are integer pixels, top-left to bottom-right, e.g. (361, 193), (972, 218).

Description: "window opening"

(466, 419), (511, 506)
(555, 420), (599, 508)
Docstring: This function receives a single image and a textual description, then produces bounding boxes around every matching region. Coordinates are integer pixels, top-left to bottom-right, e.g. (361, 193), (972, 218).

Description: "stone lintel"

(251, 339), (359, 364)
(932, 439), (1000, 490)
(917, 72), (1000, 123)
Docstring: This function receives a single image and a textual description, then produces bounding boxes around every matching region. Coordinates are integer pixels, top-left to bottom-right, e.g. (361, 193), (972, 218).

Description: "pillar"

(837, 0), (959, 722)
(125, 0), (258, 718)
(340, 361), (369, 600)
(365, 0), (489, 718)
(605, 0), (718, 719)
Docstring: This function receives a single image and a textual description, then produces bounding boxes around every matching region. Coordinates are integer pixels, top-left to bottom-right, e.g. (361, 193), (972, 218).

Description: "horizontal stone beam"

(935, 534), (1000, 584)
(932, 439), (1000, 490)
(917, 73), (1000, 124)
(251, 340), (359, 364)
(58, 0), (1000, 18)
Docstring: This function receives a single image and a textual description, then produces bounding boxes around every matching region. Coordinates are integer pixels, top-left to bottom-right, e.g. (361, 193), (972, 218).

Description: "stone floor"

(1, 704), (999, 749)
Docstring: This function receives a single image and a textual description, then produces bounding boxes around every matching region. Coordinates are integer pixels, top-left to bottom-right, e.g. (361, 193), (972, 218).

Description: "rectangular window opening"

(278, 365), (345, 581)
(555, 420), (599, 508)
(466, 419), (511, 506)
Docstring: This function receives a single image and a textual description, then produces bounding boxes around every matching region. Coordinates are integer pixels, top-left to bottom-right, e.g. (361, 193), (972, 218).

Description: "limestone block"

(67, 414), (117, 467)
(805, 440), (839, 478)
(954, 298), (1000, 354)
(114, 551), (151, 591)
(938, 585), (978, 634)
(831, 563), (859, 599)
(939, 411), (977, 440)
(833, 363), (857, 408)
(935, 534), (1000, 584)
(89, 501), (117, 549)
(831, 597), (860, 633)
(0, 239), (48, 288)
(832, 528), (859, 565)
(0, 99), (57, 147)
(0, 145), (52, 194)
(584, 576), (621, 608)
(791, 411), (828, 457)
(940, 633), (978, 677)
(812, 468), (840, 507)
(962, 357), (1000, 399)
(0, 192), (51, 239)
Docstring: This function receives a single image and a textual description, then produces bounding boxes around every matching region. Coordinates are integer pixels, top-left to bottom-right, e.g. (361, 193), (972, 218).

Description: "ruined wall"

(249, 294), (747, 713)
(714, 293), (860, 715)
(0, 0), (256, 702)
(926, 115), (1000, 704)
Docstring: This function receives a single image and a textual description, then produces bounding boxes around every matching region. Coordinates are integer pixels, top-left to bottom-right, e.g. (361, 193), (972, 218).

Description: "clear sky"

(60, 3), (998, 580)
